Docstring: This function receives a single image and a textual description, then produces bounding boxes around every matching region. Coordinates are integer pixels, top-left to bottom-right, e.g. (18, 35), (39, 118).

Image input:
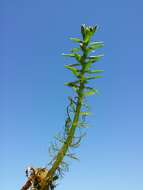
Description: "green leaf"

(71, 48), (81, 53)
(85, 56), (104, 71)
(62, 53), (81, 63)
(84, 88), (96, 96)
(88, 41), (104, 50)
(84, 90), (96, 96)
(74, 54), (81, 62)
(64, 81), (79, 87)
(88, 54), (104, 63)
(79, 75), (86, 82)
(62, 53), (75, 57)
(65, 65), (79, 77)
(87, 69), (104, 74)
(72, 86), (79, 93)
(85, 28), (92, 43)
(65, 81), (79, 93)
(85, 61), (93, 70)
(85, 76), (103, 80)
(68, 63), (81, 67)
(70, 37), (81, 43)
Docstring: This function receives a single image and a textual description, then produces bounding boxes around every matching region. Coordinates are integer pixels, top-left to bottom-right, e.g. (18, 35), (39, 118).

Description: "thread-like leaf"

(55, 134), (65, 144)
(60, 161), (69, 172)
(77, 121), (89, 128)
(66, 153), (79, 160)
(80, 112), (91, 116)
(70, 133), (86, 148)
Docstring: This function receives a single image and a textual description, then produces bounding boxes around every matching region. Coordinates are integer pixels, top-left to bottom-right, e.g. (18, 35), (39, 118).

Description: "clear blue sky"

(0, 0), (143, 189)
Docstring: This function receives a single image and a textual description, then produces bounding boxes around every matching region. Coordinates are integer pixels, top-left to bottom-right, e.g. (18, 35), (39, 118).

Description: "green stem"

(47, 54), (86, 179)
(48, 90), (83, 176)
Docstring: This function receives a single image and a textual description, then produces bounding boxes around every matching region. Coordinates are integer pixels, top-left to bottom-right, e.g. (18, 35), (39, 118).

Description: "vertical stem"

(47, 82), (84, 178)
(47, 51), (87, 179)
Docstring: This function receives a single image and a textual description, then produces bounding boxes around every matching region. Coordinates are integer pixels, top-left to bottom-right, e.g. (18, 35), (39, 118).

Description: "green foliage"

(64, 65), (79, 77)
(84, 87), (97, 96)
(21, 24), (104, 190)
(20, 25), (104, 190)
(87, 41), (104, 53)
(47, 24), (104, 182)
(87, 69), (104, 74)
(70, 37), (81, 43)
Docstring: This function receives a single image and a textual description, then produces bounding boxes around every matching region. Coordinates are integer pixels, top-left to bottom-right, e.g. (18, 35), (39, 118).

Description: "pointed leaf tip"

(62, 53), (75, 57)
(88, 41), (104, 51)
(70, 38), (81, 43)
(84, 88), (96, 96)
(65, 65), (79, 77)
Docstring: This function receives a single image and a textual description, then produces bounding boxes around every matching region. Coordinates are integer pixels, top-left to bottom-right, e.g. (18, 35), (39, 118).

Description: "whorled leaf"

(62, 53), (75, 57)
(64, 81), (79, 88)
(86, 69), (104, 74)
(74, 54), (82, 62)
(70, 37), (81, 43)
(77, 121), (89, 128)
(88, 54), (104, 63)
(66, 153), (79, 161)
(70, 47), (81, 53)
(79, 112), (91, 116)
(63, 53), (82, 63)
(84, 87), (97, 96)
(65, 65), (79, 77)
(54, 134), (66, 144)
(85, 76), (103, 81)
(70, 133), (86, 148)
(60, 161), (69, 172)
(68, 63), (81, 67)
(88, 41), (104, 51)
(65, 82), (79, 94)
(85, 60), (93, 71)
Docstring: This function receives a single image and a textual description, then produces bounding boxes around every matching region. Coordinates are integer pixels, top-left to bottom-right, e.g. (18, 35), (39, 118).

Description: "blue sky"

(0, 0), (143, 189)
